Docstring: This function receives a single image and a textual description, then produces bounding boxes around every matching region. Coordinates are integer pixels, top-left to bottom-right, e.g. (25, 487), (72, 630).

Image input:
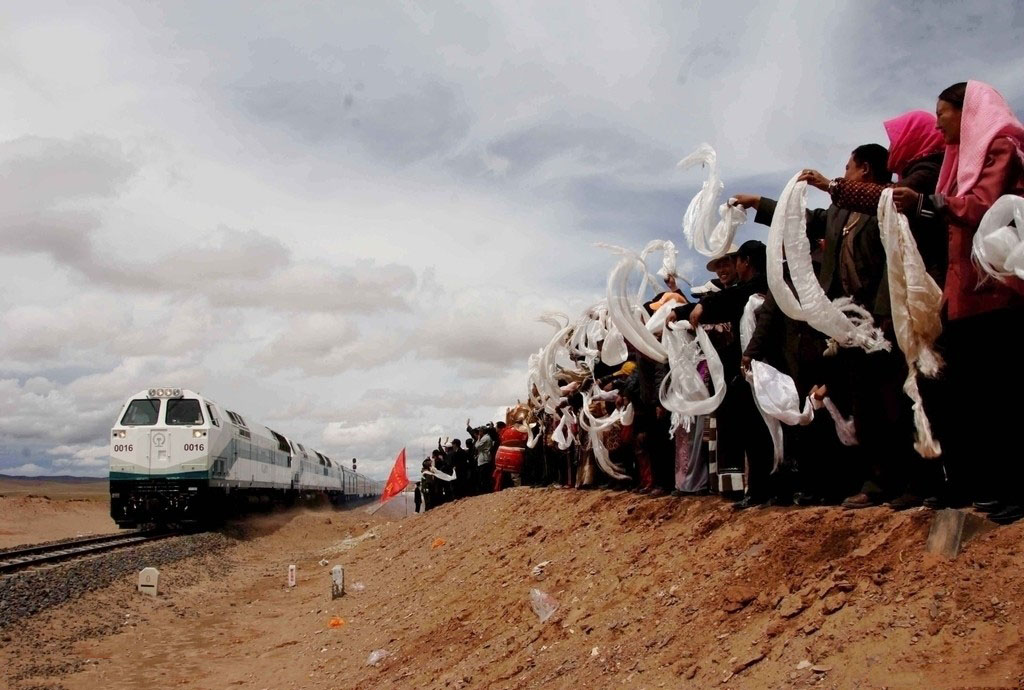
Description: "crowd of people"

(414, 80), (1024, 525)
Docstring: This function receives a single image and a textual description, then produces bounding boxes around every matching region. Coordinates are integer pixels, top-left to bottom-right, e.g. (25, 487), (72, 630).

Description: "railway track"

(0, 531), (183, 575)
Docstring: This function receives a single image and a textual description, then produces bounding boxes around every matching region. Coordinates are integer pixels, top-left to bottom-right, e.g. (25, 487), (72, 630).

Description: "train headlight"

(148, 388), (182, 398)
(113, 430), (126, 438)
(193, 430), (206, 438)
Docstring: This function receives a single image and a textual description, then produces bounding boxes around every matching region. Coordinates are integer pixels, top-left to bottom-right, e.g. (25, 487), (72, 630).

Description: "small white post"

(138, 567), (159, 597)
(331, 565), (345, 599)
(288, 564), (296, 588)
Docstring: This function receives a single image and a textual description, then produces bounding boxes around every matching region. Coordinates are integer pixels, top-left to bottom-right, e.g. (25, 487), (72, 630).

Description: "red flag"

(379, 448), (409, 503)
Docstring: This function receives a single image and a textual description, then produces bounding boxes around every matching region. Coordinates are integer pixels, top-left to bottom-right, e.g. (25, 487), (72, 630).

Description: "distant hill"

(0, 474), (107, 483)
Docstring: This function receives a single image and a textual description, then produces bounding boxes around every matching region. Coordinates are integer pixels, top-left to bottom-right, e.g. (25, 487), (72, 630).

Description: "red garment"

(494, 425), (528, 488)
(937, 81), (1024, 196)
(494, 446), (525, 472)
(493, 465), (504, 493)
(884, 111), (945, 179)
(635, 445), (653, 490)
(934, 82), (1024, 319)
(943, 137), (1024, 320)
(498, 426), (528, 447)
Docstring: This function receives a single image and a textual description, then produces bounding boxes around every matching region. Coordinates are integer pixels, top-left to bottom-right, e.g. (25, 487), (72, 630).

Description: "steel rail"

(0, 531), (181, 574)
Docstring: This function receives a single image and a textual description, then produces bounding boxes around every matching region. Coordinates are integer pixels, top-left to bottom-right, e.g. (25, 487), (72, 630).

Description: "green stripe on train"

(109, 470), (209, 481)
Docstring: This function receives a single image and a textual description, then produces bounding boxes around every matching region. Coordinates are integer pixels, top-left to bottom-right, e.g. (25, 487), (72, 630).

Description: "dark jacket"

(754, 198), (888, 318)
(420, 474), (436, 510)
(674, 273), (768, 378)
(743, 286), (827, 397)
(619, 355), (667, 426)
(448, 448), (473, 484)
(829, 152), (946, 287)
(696, 273), (768, 326)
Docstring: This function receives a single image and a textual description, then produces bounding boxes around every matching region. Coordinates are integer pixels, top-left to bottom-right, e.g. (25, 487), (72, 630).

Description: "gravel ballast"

(0, 532), (233, 629)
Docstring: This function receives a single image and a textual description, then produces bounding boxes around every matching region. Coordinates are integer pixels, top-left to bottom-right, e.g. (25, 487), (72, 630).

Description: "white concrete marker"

(288, 564), (296, 588)
(138, 567), (159, 597)
(331, 565), (345, 600)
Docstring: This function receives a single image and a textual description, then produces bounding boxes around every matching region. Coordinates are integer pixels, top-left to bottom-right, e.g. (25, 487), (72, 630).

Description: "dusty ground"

(2, 488), (1023, 690)
(0, 478), (115, 549)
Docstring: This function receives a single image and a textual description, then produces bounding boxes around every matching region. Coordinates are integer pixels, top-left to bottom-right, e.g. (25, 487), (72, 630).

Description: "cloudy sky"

(2, 1), (1022, 479)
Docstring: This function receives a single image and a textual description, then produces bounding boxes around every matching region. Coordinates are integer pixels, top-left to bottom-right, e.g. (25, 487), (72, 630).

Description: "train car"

(109, 387), (382, 527)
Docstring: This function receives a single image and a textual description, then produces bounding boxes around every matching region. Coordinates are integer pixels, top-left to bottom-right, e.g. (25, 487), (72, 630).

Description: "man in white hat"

(691, 244), (739, 297)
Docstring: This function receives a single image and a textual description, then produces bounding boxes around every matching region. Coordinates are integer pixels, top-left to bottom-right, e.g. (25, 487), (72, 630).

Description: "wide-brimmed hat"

(705, 243), (740, 271)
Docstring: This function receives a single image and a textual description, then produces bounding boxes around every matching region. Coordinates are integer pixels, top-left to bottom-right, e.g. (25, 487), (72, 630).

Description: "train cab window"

(269, 430), (290, 453)
(206, 404), (220, 427)
(166, 399), (204, 425)
(226, 411), (248, 428)
(121, 399), (160, 426)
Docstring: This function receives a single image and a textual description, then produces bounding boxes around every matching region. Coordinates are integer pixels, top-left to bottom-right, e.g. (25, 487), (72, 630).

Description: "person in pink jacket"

(892, 81), (1024, 523)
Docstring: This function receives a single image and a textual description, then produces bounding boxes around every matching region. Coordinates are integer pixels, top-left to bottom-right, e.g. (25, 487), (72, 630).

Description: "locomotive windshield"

(120, 399), (160, 426)
(166, 399), (204, 426)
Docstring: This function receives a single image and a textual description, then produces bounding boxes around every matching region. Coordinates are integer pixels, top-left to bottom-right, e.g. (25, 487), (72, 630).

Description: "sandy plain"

(0, 477), (116, 549)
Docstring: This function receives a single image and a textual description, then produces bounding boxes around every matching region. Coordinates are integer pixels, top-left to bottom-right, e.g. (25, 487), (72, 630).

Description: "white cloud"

(0, 135), (134, 275)
(249, 313), (407, 377)
(0, 355), (210, 454)
(48, 443), (110, 470)
(1, 1), (1022, 478)
(0, 377), (102, 445)
(410, 286), (575, 370)
(2, 462), (59, 477)
(322, 417), (401, 452)
(0, 296), (228, 372)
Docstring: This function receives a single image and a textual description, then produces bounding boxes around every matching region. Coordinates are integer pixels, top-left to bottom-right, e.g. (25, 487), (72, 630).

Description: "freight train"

(108, 388), (382, 527)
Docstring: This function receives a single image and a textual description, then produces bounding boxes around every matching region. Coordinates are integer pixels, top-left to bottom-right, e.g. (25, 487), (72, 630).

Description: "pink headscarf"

(936, 80), (1024, 195)
(884, 111), (945, 179)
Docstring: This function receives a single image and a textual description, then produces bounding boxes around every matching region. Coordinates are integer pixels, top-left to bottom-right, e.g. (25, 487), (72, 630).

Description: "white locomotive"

(109, 388), (382, 527)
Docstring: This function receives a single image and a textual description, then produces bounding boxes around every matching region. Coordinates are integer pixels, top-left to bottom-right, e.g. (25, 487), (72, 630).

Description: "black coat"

(697, 274), (769, 326)
(743, 287), (827, 397)
(754, 198), (888, 318)
(420, 475), (436, 510)
(673, 274), (768, 378)
(903, 153), (947, 288)
(829, 152), (945, 287)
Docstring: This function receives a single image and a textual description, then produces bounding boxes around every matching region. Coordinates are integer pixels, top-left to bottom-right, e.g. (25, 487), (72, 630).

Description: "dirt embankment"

(3, 489), (1023, 689)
